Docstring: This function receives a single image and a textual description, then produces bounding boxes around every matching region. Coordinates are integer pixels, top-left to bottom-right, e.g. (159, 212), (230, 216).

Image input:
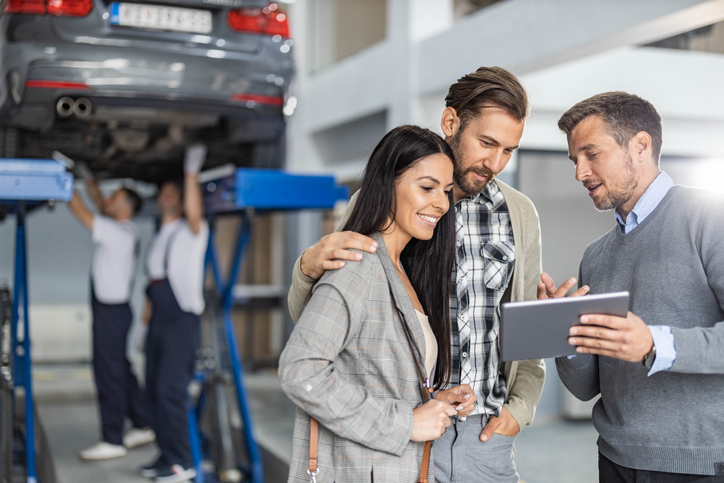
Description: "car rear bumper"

(1, 27), (293, 129)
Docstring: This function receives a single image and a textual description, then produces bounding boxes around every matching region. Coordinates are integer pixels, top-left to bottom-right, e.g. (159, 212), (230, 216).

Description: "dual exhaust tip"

(56, 96), (92, 118)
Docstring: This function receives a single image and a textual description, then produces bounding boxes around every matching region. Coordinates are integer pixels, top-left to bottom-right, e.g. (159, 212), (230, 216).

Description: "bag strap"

(306, 275), (434, 483)
(386, 279), (434, 483)
(308, 417), (318, 483)
(388, 283), (433, 401)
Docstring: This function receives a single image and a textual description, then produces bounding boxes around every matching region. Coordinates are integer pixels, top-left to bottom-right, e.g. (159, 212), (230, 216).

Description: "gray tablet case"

(500, 291), (630, 361)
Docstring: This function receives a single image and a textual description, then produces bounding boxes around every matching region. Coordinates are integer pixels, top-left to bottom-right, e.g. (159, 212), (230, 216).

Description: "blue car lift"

(190, 168), (347, 483)
(0, 159), (73, 483)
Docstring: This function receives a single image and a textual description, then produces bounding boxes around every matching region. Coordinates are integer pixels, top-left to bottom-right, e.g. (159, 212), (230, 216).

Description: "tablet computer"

(500, 291), (629, 361)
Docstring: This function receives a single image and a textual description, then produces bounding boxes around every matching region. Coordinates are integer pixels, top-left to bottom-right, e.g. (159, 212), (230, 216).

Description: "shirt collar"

(615, 171), (674, 233)
(457, 180), (503, 208)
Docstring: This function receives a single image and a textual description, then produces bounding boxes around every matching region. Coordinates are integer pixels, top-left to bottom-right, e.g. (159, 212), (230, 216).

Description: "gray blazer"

(288, 180), (545, 430)
(279, 232), (434, 483)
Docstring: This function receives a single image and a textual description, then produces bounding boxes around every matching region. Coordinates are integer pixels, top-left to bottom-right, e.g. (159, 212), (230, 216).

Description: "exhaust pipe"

(56, 97), (75, 118)
(74, 97), (92, 118)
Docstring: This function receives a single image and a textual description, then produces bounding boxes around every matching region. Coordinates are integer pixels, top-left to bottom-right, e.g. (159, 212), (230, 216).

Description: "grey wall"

(518, 151), (613, 288)
(517, 150), (613, 418)
(283, 211), (324, 337)
(1, 203), (97, 304)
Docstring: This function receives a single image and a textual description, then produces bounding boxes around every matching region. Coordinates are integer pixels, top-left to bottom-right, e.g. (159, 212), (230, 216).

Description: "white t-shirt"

(91, 215), (139, 304)
(146, 218), (209, 315)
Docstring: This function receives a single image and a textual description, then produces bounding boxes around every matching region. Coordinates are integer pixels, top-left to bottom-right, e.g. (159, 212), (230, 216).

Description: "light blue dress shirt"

(614, 171), (676, 376)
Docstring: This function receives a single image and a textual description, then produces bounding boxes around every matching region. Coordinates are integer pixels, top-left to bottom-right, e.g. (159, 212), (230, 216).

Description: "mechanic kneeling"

(140, 145), (209, 483)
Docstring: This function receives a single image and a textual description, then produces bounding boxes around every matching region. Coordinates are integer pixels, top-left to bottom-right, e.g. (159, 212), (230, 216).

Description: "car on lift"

(0, 0), (295, 183)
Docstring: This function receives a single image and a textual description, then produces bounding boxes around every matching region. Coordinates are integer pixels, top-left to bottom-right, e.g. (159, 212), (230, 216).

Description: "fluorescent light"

(206, 50), (225, 59)
(685, 159), (724, 193)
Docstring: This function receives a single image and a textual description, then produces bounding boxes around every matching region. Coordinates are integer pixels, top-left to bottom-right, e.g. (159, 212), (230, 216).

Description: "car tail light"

(47, 0), (93, 16)
(4, 0), (47, 14)
(228, 3), (290, 39)
(231, 93), (284, 106)
(4, 0), (92, 16)
(26, 80), (90, 90)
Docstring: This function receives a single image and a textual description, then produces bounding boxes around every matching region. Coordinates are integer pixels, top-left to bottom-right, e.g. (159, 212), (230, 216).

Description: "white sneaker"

(78, 441), (127, 460)
(154, 464), (197, 483)
(139, 458), (164, 478)
(123, 427), (156, 449)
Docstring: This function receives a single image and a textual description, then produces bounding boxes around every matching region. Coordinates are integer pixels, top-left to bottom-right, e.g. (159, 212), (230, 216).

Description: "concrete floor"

(515, 418), (599, 483)
(34, 364), (599, 483)
(38, 401), (152, 483)
(34, 364), (155, 483)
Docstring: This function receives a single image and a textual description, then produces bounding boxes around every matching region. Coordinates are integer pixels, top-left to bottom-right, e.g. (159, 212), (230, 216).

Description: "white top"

(415, 309), (438, 380)
(146, 218), (209, 315)
(91, 215), (139, 304)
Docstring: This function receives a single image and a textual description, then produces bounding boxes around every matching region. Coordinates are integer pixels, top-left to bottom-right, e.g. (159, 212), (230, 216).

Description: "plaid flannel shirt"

(450, 180), (516, 417)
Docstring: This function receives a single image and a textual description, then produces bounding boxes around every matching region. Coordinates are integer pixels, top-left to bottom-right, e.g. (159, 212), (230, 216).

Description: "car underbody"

(0, 0), (294, 183)
(0, 105), (285, 184)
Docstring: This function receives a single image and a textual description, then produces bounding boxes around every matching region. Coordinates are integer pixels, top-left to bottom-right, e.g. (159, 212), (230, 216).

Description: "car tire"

(0, 287), (12, 483)
(8, 401), (57, 483)
(0, 388), (10, 483)
(251, 139), (285, 170)
(0, 126), (19, 158)
(34, 407), (58, 483)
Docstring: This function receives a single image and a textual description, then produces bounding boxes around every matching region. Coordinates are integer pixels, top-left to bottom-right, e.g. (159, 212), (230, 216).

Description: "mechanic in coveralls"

(139, 144), (209, 483)
(67, 168), (155, 461)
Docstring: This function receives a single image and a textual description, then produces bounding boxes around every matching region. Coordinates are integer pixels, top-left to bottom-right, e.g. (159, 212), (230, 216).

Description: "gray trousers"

(433, 414), (519, 483)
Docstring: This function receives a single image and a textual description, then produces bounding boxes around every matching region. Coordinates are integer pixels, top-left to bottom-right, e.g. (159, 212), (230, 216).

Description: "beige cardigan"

(287, 180), (545, 430)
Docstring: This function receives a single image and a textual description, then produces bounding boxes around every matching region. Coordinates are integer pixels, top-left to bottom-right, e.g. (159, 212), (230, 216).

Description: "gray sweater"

(556, 186), (724, 476)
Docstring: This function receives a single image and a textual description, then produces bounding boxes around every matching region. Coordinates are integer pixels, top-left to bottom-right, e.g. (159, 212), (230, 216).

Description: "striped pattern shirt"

(450, 180), (516, 417)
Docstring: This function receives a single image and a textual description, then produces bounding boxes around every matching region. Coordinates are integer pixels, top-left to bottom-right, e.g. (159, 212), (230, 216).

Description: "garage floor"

(34, 364), (599, 483)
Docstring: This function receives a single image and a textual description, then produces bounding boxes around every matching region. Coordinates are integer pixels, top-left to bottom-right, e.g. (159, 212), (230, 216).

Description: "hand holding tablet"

(500, 291), (630, 361)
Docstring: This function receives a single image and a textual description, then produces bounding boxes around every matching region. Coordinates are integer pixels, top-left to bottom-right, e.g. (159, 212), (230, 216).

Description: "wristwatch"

(642, 344), (657, 370)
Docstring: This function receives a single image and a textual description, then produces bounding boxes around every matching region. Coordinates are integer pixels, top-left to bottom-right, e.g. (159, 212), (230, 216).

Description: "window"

(644, 21), (724, 55)
(453, 0), (504, 21)
(311, 0), (387, 72)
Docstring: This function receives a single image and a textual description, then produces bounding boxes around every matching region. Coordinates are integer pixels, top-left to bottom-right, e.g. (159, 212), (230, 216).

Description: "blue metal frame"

(203, 168), (348, 213)
(189, 214), (262, 483)
(219, 216), (262, 482)
(1, 158), (74, 483)
(0, 159), (73, 203)
(11, 204), (37, 483)
(188, 168), (347, 483)
(188, 382), (205, 483)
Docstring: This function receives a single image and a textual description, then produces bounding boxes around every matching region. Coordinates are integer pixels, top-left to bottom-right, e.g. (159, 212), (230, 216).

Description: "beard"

(449, 131), (496, 197)
(587, 154), (638, 212)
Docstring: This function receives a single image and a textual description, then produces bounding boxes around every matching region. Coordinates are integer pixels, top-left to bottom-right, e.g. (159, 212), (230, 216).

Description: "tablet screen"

(500, 291), (629, 361)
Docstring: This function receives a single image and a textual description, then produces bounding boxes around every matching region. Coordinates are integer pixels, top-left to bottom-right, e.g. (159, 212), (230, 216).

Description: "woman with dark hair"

(279, 125), (476, 483)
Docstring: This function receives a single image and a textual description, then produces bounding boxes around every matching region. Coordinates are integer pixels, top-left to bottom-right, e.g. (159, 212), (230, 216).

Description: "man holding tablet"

(546, 92), (724, 481)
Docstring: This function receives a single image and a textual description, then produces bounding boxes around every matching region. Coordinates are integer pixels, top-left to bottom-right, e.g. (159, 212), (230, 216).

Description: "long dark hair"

(342, 125), (455, 389)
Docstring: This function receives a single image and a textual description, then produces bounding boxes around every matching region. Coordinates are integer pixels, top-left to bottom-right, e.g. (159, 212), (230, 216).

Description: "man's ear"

(441, 107), (461, 138)
(631, 131), (653, 164)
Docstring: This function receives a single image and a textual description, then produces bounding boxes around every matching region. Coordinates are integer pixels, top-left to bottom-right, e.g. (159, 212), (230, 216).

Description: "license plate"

(110, 3), (212, 34)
